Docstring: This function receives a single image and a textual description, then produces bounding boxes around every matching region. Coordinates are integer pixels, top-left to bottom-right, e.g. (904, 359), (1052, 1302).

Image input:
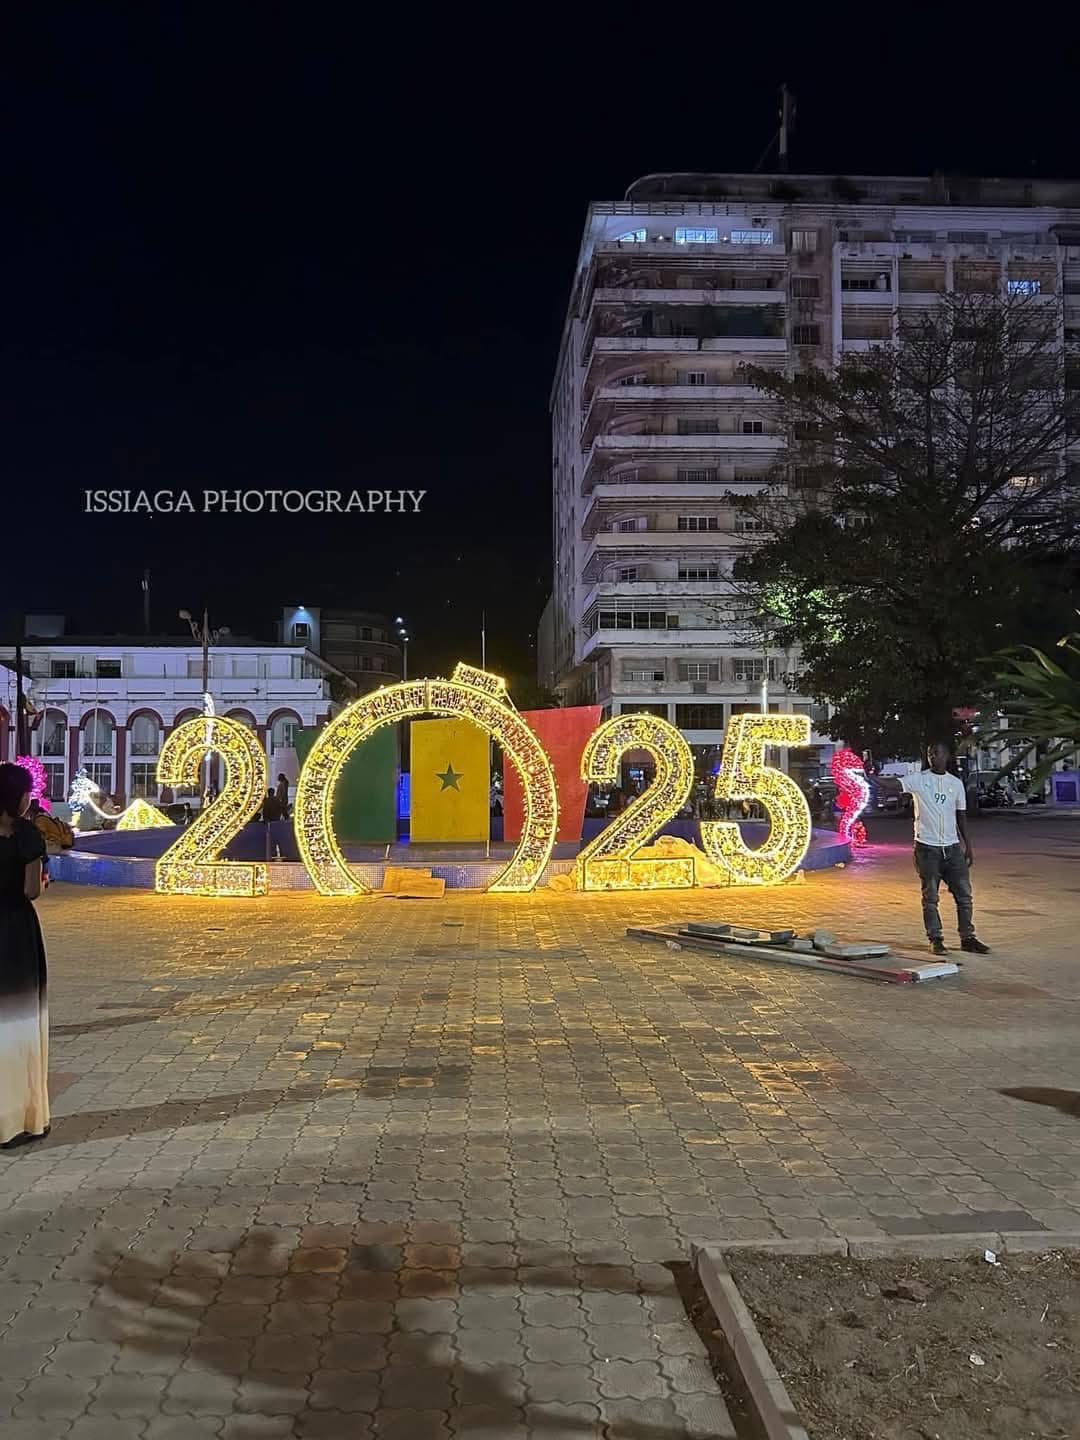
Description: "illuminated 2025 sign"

(154, 663), (812, 897)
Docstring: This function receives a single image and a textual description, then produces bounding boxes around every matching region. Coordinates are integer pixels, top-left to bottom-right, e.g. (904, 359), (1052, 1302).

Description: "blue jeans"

(914, 843), (974, 940)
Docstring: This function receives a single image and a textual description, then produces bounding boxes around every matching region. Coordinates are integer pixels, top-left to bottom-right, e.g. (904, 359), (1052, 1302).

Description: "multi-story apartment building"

(544, 171), (1080, 775)
(0, 622), (355, 805)
(278, 606), (403, 693)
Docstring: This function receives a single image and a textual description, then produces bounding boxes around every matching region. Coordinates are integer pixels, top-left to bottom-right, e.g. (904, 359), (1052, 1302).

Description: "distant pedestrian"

(901, 741), (991, 957)
(275, 773), (290, 817)
(0, 762), (51, 1149)
(261, 790), (282, 823)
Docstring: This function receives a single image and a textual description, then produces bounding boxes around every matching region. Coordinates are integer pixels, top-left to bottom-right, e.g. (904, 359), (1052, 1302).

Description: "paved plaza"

(2, 815), (1079, 1438)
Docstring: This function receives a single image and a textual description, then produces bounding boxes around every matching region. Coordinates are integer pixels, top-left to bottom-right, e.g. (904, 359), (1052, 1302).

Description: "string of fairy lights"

(700, 712), (813, 886)
(154, 715), (269, 896)
(576, 713), (695, 891)
(69, 659), (818, 899)
(294, 664), (558, 897)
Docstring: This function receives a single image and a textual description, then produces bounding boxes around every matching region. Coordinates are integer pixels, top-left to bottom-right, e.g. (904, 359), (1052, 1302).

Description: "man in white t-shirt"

(900, 742), (991, 957)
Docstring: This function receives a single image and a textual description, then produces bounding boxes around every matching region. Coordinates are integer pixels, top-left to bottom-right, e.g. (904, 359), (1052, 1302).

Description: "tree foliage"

(984, 628), (1080, 784)
(736, 292), (1080, 754)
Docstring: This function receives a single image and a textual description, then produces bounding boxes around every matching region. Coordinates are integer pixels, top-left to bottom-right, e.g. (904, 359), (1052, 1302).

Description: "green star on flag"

(436, 762), (463, 791)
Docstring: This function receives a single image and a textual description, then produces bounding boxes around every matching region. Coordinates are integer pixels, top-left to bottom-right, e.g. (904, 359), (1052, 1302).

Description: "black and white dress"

(0, 818), (49, 1144)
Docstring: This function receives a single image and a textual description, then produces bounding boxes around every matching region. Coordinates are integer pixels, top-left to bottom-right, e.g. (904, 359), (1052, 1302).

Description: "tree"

(736, 292), (1080, 754)
(984, 626), (1080, 785)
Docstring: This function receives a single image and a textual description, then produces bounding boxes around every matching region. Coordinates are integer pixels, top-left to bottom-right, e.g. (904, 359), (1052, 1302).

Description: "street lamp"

(395, 618), (410, 682)
(179, 608), (230, 799)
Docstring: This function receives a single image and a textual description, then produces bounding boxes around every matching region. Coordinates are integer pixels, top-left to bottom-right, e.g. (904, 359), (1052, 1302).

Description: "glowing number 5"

(576, 714), (694, 890)
(155, 716), (269, 896)
(701, 712), (811, 885)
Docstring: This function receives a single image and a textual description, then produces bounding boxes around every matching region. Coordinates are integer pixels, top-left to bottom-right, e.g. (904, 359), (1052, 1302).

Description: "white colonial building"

(0, 630), (354, 805)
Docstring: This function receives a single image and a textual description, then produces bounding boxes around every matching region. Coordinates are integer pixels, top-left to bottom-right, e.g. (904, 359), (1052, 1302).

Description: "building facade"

(547, 171), (1080, 774)
(279, 606), (403, 693)
(0, 634), (353, 805)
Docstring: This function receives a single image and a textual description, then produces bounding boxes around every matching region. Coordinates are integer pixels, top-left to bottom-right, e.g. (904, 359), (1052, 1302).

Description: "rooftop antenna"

(778, 83), (795, 173)
(753, 83), (796, 174)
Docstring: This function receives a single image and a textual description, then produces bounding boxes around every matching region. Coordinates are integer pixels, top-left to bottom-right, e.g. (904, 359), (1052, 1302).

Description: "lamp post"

(395, 618), (409, 682)
(180, 608), (229, 800)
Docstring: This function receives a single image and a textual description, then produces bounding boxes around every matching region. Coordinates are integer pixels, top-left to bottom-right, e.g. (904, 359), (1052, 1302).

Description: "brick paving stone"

(15, 1375), (98, 1419)
(68, 1420), (149, 1440)
(522, 1363), (601, 1405)
(307, 1369), (380, 1411)
(11, 833), (1078, 1435)
(373, 1411), (450, 1440)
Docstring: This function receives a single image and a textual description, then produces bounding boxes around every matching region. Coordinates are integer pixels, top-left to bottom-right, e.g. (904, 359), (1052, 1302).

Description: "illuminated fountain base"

(49, 823), (851, 891)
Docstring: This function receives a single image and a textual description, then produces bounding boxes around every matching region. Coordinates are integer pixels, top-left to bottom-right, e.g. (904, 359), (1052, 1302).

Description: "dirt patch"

(720, 1250), (1079, 1440)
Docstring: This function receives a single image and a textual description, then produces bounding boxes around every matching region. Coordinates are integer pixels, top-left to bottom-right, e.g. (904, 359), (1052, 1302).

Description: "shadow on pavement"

(76, 1228), (709, 1437)
(1000, 1086), (1080, 1118)
(31, 1086), (327, 1147)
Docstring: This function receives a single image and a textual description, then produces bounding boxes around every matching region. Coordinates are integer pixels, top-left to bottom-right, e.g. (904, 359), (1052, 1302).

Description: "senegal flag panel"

(410, 718), (490, 842)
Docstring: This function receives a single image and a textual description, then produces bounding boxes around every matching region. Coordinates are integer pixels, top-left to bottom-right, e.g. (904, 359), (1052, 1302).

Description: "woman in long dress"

(0, 762), (50, 1148)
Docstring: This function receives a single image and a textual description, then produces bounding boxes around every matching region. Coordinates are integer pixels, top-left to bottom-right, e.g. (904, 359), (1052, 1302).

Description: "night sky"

(5, 11), (1075, 679)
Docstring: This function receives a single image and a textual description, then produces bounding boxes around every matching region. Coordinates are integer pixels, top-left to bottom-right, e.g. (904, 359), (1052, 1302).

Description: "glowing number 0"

(295, 665), (557, 895)
(576, 714), (695, 891)
(701, 712), (811, 885)
(155, 716), (269, 896)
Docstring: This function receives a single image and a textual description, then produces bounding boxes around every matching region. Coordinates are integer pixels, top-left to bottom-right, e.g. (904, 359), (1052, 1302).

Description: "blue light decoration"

(397, 771), (411, 820)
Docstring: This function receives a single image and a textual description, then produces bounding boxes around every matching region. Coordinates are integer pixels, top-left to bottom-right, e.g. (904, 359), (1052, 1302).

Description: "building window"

(270, 715), (299, 753)
(623, 665), (665, 682)
(792, 324), (821, 346)
(732, 658), (777, 682)
(615, 229), (647, 243)
(731, 229), (774, 246)
(678, 662), (720, 682)
(129, 762), (158, 799)
(96, 659), (122, 679)
(679, 565), (722, 581)
(790, 228), (818, 253)
(597, 611), (677, 631)
(677, 417), (721, 435)
(790, 276), (820, 298)
(1007, 278), (1041, 296)
(675, 704), (726, 729)
(83, 711), (114, 757)
(681, 370), (708, 386)
(678, 515), (720, 532)
(617, 372), (648, 387)
(618, 567), (639, 582)
(50, 659), (76, 678)
(742, 420), (764, 435)
(675, 226), (718, 245)
(86, 761), (113, 796)
(43, 763), (66, 803)
(130, 714), (161, 757)
(360, 626), (373, 641)
(734, 513), (766, 533)
(40, 712), (66, 756)
(615, 516), (647, 532)
(620, 702), (669, 718)
(292, 622), (310, 641)
(677, 467), (718, 484)
(361, 656), (373, 670)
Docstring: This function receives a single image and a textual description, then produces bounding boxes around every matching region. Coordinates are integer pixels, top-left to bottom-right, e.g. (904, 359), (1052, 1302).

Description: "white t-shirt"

(900, 770), (967, 847)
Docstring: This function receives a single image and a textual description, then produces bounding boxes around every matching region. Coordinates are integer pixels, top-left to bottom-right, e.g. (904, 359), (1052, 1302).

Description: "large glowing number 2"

(155, 716), (269, 896)
(576, 714), (695, 890)
(701, 712), (811, 885)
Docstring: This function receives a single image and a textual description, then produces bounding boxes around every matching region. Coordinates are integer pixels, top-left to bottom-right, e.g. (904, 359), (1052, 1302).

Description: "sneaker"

(929, 938), (948, 956)
(961, 936), (991, 954)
